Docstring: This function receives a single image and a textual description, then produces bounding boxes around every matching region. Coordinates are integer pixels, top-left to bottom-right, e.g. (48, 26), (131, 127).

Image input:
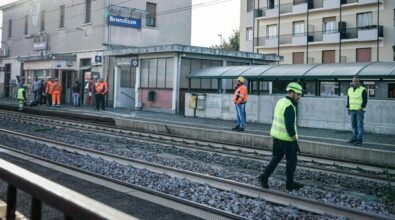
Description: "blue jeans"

(72, 93), (80, 107)
(350, 110), (365, 142)
(235, 103), (246, 129)
(33, 90), (39, 102)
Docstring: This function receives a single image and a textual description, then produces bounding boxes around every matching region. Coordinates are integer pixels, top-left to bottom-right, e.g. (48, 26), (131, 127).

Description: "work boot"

(286, 182), (304, 191)
(354, 140), (363, 146)
(232, 126), (239, 131)
(348, 139), (357, 144)
(236, 127), (244, 132)
(258, 174), (269, 189)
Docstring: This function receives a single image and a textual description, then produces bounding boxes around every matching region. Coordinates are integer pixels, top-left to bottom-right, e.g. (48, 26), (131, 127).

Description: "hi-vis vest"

(348, 86), (365, 111)
(232, 84), (248, 104)
(17, 88), (25, 100)
(95, 82), (105, 94)
(270, 98), (298, 141)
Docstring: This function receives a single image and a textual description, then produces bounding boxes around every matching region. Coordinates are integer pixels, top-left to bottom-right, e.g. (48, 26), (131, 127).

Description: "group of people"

(17, 77), (63, 110)
(17, 77), (108, 111)
(232, 76), (367, 191)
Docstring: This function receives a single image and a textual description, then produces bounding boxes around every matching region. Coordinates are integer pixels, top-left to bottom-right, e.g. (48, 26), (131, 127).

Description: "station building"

(0, 0), (192, 104)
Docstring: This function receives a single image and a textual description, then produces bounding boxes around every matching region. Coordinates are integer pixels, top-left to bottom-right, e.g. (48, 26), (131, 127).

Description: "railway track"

(0, 127), (393, 220)
(0, 110), (393, 185)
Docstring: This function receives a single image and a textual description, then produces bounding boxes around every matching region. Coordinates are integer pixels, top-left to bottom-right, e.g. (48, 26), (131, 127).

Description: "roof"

(0, 0), (31, 10)
(188, 62), (395, 80)
(104, 44), (283, 62)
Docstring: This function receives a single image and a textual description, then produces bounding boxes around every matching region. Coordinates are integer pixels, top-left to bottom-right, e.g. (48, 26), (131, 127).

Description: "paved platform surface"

(1, 98), (393, 152)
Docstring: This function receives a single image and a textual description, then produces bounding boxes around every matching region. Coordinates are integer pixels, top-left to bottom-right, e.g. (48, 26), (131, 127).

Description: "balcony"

(323, 0), (339, 9)
(323, 31), (340, 43)
(292, 33), (314, 45)
(357, 25), (383, 41)
(254, 37), (278, 48)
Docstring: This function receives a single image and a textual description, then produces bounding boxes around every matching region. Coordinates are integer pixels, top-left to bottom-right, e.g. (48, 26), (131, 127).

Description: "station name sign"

(107, 15), (141, 29)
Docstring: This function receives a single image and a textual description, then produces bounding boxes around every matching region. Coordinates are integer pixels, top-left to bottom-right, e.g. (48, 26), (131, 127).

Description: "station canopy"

(188, 63), (395, 80)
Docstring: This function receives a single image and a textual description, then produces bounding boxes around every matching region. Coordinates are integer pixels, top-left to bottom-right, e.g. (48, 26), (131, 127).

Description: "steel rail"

(0, 113), (393, 185)
(0, 128), (392, 220)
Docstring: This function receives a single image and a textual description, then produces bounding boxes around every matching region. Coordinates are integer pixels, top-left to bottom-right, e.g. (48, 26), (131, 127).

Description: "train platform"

(0, 97), (394, 167)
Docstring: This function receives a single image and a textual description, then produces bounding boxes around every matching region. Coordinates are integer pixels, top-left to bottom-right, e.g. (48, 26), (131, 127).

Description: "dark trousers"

(95, 94), (105, 110)
(47, 94), (52, 106)
(263, 138), (297, 184)
(40, 94), (46, 105)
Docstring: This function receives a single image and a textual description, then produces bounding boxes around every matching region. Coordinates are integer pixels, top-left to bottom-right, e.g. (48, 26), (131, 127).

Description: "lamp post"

(218, 34), (223, 46)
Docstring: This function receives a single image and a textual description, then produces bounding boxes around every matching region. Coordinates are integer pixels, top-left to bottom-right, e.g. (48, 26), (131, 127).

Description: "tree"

(211, 30), (240, 51)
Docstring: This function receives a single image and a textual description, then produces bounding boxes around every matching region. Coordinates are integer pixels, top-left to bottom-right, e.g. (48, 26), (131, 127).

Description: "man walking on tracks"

(232, 76), (248, 132)
(347, 76), (367, 146)
(259, 82), (304, 191)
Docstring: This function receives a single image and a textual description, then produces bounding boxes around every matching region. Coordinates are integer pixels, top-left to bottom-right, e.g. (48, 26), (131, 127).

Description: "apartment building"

(0, 0), (192, 103)
(240, 0), (394, 64)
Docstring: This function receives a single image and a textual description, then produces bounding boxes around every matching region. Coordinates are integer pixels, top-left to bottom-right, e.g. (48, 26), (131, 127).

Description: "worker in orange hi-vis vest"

(51, 78), (63, 107)
(95, 78), (108, 111)
(45, 78), (53, 106)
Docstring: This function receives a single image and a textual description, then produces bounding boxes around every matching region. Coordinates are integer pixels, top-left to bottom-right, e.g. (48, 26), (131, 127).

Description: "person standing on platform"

(17, 83), (27, 111)
(51, 78), (62, 107)
(39, 79), (46, 105)
(72, 80), (81, 107)
(259, 82), (304, 191)
(31, 77), (40, 103)
(232, 76), (248, 132)
(95, 78), (108, 111)
(347, 76), (367, 146)
(45, 78), (53, 106)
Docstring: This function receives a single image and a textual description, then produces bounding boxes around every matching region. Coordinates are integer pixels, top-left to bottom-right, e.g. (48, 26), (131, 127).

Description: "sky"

(0, 0), (240, 47)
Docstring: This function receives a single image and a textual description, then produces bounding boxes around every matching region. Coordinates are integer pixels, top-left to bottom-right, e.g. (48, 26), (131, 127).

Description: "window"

(323, 17), (336, 34)
(292, 52), (304, 64)
(389, 83), (395, 98)
(140, 58), (174, 88)
(85, 0), (91, 23)
(320, 82), (339, 96)
(356, 48), (371, 62)
(146, 2), (157, 27)
(247, 0), (253, 12)
(246, 27), (253, 41)
(8, 20), (12, 38)
(322, 50), (335, 64)
(80, 58), (91, 67)
(60, 5), (65, 28)
(293, 21), (304, 36)
(357, 12), (372, 29)
(364, 81), (375, 98)
(40, 10), (45, 32)
(268, 0), (277, 9)
(24, 15), (28, 35)
(120, 65), (136, 88)
(266, 24), (277, 38)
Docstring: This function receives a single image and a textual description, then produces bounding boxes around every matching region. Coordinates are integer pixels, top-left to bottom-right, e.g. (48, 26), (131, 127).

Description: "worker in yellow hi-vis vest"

(347, 76), (367, 146)
(258, 82), (304, 191)
(17, 83), (27, 111)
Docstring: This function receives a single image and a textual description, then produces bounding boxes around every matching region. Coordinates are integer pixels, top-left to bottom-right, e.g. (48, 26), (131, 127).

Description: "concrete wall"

(185, 93), (395, 135)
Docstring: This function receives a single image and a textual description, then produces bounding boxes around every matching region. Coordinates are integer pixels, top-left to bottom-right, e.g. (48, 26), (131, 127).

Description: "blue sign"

(107, 15), (141, 29)
(95, 55), (102, 63)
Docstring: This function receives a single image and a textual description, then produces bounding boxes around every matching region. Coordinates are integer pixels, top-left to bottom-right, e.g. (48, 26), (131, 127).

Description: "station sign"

(107, 15), (141, 29)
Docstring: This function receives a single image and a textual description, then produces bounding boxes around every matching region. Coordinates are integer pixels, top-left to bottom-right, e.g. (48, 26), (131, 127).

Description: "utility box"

(148, 91), (156, 101)
(197, 95), (206, 110)
(188, 95), (197, 109)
